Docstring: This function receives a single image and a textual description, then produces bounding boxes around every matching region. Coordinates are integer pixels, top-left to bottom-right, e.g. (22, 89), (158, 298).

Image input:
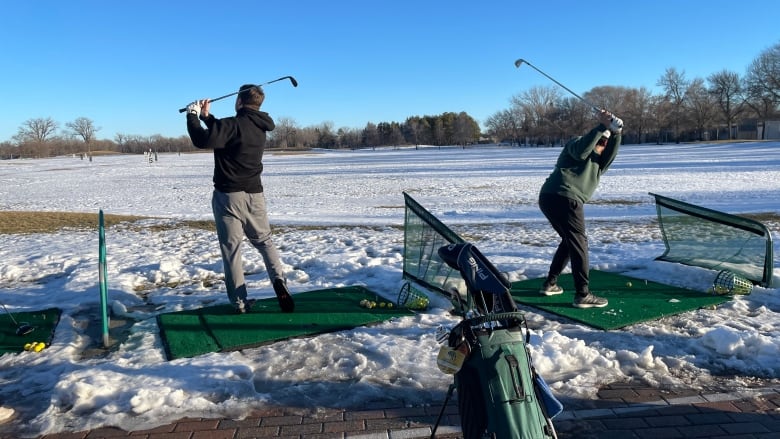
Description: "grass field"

(0, 211), (217, 234)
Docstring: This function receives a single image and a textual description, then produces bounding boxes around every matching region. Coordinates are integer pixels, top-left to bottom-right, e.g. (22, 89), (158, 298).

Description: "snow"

(0, 142), (779, 437)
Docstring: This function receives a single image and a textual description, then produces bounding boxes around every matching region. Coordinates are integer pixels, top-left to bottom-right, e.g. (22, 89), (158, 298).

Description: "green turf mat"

(0, 307), (61, 354)
(157, 286), (413, 360)
(511, 271), (731, 330)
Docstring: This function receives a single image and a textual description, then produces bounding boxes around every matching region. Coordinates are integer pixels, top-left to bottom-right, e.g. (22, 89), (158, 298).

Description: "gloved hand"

(597, 109), (612, 127)
(610, 116), (624, 133)
(186, 101), (201, 117)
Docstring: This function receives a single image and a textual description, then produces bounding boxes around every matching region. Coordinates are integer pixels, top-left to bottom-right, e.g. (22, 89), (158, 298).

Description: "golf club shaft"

(1, 301), (19, 325)
(178, 75), (298, 113)
(514, 58), (600, 112)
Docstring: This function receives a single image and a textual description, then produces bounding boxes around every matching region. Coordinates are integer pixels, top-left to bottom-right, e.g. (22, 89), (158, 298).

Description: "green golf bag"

(435, 243), (560, 439)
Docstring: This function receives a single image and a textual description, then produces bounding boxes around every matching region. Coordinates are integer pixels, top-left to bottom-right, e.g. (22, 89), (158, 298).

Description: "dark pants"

(538, 193), (589, 296)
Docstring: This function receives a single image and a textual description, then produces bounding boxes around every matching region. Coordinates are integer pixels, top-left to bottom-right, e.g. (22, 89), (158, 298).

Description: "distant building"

(760, 121), (780, 140)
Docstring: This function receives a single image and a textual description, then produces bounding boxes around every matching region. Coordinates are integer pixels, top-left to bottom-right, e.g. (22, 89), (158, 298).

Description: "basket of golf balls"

(396, 282), (430, 310)
(711, 270), (753, 296)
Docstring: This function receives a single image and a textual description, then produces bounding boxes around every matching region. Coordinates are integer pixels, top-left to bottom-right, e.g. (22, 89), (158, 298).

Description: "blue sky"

(1, 0), (778, 142)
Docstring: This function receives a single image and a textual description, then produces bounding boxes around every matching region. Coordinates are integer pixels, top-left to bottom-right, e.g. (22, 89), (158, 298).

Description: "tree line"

(486, 41), (780, 146)
(0, 111), (480, 159)
(2, 41), (778, 159)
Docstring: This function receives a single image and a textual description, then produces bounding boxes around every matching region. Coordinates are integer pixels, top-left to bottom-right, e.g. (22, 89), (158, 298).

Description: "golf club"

(514, 58), (601, 112)
(178, 75), (298, 113)
(1, 301), (35, 336)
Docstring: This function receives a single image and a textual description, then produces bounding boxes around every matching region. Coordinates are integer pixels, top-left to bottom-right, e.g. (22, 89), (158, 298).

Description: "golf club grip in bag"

(437, 243), (520, 320)
(455, 323), (557, 439)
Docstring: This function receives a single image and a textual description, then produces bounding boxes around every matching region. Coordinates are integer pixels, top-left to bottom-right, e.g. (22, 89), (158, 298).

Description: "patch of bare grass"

(0, 211), (151, 234)
(0, 211), (407, 235)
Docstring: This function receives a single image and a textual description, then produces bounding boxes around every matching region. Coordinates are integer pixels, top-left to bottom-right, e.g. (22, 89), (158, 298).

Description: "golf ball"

(626, 282), (633, 287)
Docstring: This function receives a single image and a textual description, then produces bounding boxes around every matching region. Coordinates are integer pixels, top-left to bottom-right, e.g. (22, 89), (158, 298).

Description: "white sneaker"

(539, 284), (564, 296)
(0, 406), (14, 424)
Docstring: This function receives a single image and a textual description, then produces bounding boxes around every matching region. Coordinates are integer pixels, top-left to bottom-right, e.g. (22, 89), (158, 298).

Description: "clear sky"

(1, 0), (778, 142)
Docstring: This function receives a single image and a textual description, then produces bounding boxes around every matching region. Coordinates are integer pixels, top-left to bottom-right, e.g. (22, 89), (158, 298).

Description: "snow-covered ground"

(0, 142), (778, 437)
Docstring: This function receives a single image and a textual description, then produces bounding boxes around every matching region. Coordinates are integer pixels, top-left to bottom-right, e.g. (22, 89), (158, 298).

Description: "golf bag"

(432, 243), (561, 439)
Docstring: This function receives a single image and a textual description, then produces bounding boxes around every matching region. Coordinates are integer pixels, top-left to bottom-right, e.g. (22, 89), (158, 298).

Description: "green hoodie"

(539, 124), (621, 203)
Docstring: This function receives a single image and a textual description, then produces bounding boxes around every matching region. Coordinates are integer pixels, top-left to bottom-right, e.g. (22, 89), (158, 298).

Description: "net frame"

(402, 192), (466, 297)
(651, 193), (774, 287)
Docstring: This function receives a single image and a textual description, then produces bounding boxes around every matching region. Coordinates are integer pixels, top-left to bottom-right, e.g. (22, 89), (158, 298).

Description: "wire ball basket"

(712, 270), (753, 296)
(397, 281), (430, 310)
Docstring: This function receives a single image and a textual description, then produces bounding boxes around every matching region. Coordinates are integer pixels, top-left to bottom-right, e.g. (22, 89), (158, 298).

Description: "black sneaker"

(539, 284), (564, 296)
(573, 293), (608, 308)
(273, 279), (295, 313)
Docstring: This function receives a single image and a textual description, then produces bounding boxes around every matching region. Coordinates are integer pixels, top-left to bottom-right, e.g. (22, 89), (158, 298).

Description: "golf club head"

(261, 76), (298, 88)
(15, 323), (35, 336)
(514, 58), (526, 68)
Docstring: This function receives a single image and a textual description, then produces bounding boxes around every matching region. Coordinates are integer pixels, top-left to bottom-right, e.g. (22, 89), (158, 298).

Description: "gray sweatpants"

(211, 190), (286, 306)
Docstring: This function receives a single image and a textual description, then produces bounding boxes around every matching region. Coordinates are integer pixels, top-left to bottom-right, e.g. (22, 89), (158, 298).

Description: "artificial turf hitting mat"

(511, 271), (731, 330)
(157, 286), (414, 360)
(0, 307), (61, 354)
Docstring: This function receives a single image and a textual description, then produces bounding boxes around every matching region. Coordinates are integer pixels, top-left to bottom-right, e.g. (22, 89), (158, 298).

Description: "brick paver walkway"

(6, 382), (780, 439)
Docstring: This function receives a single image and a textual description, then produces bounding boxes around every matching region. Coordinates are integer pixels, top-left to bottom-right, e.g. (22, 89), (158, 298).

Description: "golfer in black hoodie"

(185, 84), (294, 314)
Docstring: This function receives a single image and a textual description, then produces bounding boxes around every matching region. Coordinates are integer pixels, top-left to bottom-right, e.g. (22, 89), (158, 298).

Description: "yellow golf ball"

(33, 342), (45, 352)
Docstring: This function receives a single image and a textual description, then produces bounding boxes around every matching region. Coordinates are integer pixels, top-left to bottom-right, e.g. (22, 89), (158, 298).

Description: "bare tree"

(0, 140), (18, 159)
(511, 86), (563, 145)
(559, 96), (593, 138)
(66, 117), (100, 154)
(708, 70), (745, 139)
(657, 68), (690, 143)
(685, 78), (717, 140)
(15, 117), (58, 143)
(621, 87), (653, 143)
(485, 109), (521, 144)
(746, 42), (780, 100)
(583, 85), (631, 116)
(744, 43), (780, 139)
(269, 116), (298, 148)
(648, 95), (674, 143)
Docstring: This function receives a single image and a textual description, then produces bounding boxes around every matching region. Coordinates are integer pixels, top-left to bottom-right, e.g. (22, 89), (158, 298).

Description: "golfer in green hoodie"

(538, 109), (623, 308)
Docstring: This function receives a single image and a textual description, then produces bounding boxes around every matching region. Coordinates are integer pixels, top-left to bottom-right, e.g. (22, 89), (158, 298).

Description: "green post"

(98, 210), (110, 348)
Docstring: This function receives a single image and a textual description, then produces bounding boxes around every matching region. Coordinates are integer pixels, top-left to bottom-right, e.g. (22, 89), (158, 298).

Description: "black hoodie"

(187, 108), (275, 193)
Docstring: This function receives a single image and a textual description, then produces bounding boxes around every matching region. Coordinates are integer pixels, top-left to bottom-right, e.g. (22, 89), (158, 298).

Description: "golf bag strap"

(502, 348), (525, 400)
